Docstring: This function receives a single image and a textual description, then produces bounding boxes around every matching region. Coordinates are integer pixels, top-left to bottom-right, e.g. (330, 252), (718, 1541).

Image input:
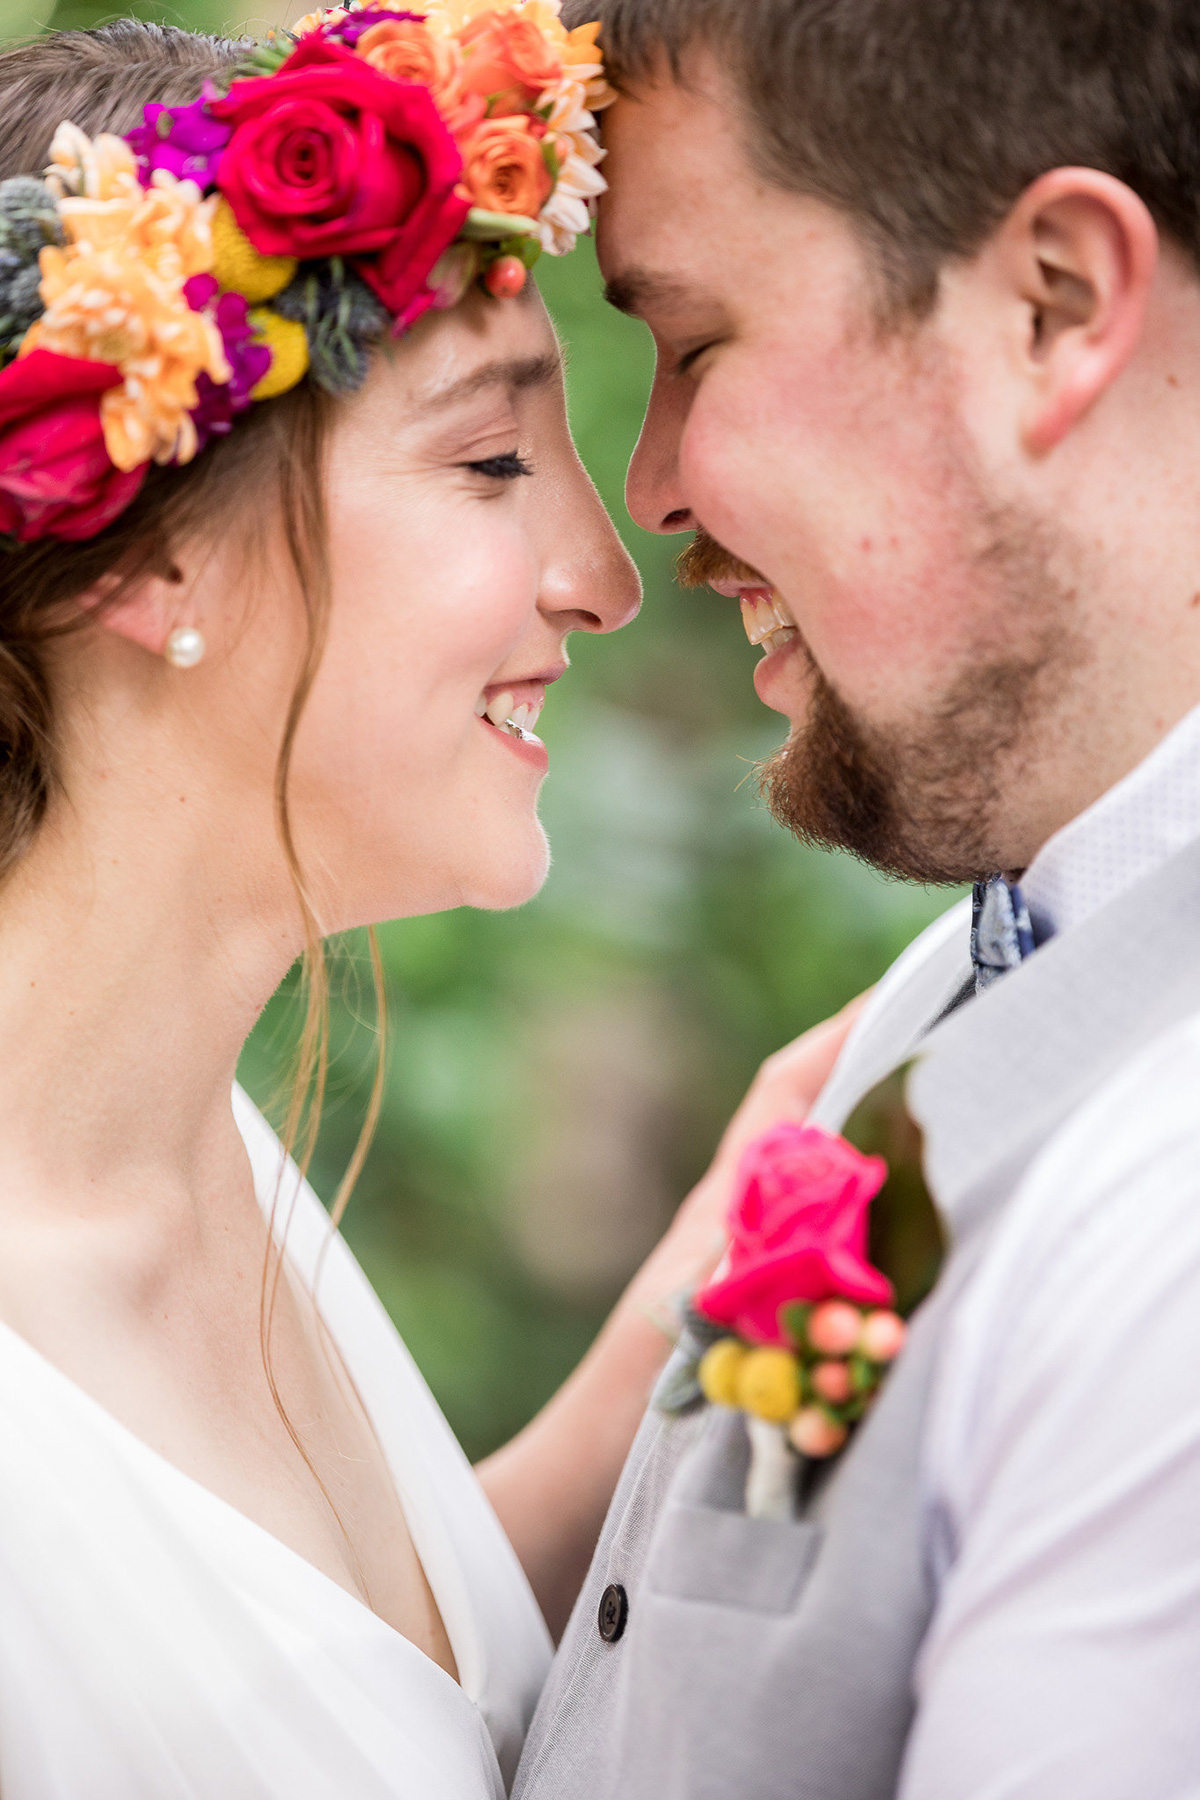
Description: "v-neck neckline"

(0, 1312), (470, 1694)
(0, 1112), (482, 1713)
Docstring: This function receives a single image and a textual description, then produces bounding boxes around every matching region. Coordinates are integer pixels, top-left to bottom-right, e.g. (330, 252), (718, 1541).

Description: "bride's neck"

(0, 721), (300, 1227)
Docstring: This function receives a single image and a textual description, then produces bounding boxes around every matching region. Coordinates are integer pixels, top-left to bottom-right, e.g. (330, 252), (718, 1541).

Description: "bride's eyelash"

(464, 450), (534, 480)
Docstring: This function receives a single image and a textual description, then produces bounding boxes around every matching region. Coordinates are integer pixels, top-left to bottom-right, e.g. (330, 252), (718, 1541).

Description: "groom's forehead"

(594, 67), (854, 324)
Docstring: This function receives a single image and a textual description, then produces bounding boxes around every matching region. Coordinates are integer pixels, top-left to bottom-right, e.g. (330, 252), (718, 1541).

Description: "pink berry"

(859, 1309), (907, 1362)
(788, 1406), (848, 1459)
(485, 255), (527, 299)
(811, 1359), (853, 1405)
(807, 1300), (862, 1357)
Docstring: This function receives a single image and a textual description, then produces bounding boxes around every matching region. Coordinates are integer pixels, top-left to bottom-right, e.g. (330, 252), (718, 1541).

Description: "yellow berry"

(697, 1338), (747, 1407)
(735, 1346), (802, 1423)
(248, 310), (309, 400)
(211, 198), (297, 303)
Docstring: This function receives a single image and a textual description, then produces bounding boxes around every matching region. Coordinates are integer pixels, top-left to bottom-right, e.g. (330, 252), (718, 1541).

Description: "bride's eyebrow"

(416, 351), (562, 415)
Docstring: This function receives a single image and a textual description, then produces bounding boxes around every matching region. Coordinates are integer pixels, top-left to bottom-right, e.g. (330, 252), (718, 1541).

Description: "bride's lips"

(474, 666), (565, 772)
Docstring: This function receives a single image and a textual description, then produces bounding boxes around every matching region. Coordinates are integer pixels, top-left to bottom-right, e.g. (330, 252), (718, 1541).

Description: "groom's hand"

(624, 993), (870, 1326)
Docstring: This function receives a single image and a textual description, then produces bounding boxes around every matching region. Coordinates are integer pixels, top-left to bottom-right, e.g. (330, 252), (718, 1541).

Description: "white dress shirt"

(896, 702), (1200, 1799)
(1021, 701), (1200, 940)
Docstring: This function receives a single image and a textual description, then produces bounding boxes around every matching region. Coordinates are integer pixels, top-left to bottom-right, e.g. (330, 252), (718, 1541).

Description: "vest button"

(597, 1582), (628, 1643)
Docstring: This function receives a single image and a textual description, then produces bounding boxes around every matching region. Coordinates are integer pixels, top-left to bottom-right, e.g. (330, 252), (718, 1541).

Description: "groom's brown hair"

(568, 0), (1200, 313)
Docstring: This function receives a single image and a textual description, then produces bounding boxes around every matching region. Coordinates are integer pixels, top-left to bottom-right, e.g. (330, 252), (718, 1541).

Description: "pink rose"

(695, 1122), (892, 1347)
(212, 37), (469, 320)
(0, 351), (147, 544)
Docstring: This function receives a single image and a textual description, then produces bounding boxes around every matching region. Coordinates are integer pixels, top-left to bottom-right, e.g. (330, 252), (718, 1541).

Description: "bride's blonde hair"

(0, 19), (386, 1512)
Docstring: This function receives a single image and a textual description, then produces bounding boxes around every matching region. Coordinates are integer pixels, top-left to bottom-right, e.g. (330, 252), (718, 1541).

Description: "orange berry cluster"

(697, 1300), (906, 1459)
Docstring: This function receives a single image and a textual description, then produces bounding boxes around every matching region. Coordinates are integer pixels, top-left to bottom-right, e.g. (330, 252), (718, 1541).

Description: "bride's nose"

(537, 458), (642, 636)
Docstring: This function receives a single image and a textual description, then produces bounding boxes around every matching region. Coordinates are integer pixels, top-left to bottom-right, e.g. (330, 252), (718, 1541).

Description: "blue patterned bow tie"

(971, 874), (1035, 992)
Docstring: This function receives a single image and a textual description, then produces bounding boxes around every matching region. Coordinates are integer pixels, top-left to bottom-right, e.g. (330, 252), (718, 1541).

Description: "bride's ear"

(78, 569), (193, 661)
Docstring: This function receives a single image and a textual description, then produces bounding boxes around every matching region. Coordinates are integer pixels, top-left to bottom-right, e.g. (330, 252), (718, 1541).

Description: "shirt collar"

(1021, 701), (1200, 943)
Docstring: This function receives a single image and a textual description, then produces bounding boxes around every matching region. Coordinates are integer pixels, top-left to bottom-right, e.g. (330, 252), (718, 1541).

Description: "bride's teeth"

(479, 690), (544, 738)
(484, 690), (515, 728)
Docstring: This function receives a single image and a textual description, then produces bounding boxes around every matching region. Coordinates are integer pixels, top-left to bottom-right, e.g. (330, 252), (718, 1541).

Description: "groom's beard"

(680, 517), (1087, 886)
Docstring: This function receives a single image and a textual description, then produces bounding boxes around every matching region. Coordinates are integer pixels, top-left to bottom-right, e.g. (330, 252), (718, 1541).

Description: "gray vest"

(514, 836), (1200, 1800)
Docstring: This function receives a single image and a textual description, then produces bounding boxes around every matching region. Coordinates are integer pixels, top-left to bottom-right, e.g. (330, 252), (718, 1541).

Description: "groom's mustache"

(675, 528), (768, 592)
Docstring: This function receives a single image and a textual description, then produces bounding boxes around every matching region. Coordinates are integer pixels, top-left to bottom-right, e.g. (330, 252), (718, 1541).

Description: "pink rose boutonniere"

(679, 1122), (908, 1519)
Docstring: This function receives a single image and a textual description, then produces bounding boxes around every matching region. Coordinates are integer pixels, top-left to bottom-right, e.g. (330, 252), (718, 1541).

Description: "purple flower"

(324, 8), (422, 47)
(127, 88), (232, 189)
(183, 275), (272, 453)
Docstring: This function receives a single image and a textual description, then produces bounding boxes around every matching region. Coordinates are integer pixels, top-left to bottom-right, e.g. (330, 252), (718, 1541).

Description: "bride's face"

(225, 287), (639, 929)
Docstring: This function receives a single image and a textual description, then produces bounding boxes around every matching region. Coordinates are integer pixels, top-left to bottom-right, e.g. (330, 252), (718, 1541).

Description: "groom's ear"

(992, 168), (1159, 454)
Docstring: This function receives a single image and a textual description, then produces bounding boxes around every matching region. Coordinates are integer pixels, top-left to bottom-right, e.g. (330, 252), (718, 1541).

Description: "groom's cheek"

(679, 340), (985, 725)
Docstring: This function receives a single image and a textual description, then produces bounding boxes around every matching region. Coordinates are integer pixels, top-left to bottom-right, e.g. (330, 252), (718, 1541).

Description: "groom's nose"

(626, 367), (696, 536)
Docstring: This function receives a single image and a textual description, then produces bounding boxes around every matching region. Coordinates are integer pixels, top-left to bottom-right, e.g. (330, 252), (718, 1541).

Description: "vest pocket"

(645, 1502), (821, 1613)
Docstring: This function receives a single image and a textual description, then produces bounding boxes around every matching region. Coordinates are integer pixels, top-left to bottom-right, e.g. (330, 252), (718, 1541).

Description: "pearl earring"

(164, 626), (205, 669)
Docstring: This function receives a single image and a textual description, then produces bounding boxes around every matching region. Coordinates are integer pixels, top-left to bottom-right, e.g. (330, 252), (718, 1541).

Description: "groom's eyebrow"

(419, 352), (562, 412)
(603, 270), (694, 319)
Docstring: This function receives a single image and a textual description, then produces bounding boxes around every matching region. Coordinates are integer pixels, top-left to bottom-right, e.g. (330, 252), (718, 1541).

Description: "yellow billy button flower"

(697, 1338), (747, 1407)
(248, 310), (309, 400)
(211, 198), (297, 304)
(735, 1346), (802, 1423)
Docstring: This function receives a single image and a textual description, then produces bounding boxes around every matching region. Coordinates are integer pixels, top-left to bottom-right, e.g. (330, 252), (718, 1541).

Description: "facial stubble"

(684, 514), (1088, 886)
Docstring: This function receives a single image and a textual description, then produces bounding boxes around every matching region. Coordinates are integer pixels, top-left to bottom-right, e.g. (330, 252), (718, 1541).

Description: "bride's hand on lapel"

(623, 991), (871, 1323)
(478, 991), (867, 1638)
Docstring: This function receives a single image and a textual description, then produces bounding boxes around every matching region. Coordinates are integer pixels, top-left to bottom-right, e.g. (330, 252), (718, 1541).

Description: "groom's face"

(595, 56), (1088, 883)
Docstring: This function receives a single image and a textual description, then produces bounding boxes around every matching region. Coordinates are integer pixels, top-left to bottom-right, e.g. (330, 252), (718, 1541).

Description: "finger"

(715, 991), (872, 1166)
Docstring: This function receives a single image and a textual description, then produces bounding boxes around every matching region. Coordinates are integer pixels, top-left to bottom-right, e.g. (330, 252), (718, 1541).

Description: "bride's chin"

(464, 822), (551, 913)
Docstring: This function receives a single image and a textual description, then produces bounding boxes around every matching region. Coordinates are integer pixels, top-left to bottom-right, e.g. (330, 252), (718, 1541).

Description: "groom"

(515, 1), (1200, 1795)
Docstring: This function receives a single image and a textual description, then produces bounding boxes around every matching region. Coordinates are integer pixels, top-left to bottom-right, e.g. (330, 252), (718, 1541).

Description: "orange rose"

(459, 11), (562, 113)
(458, 114), (553, 216)
(357, 19), (484, 138)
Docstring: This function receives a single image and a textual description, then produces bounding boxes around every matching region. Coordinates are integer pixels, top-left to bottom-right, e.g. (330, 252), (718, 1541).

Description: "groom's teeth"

(761, 625), (799, 655)
(740, 590), (797, 647)
(484, 690), (516, 728)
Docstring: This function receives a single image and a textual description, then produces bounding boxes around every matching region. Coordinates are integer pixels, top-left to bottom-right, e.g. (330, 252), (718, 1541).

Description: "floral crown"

(0, 0), (611, 546)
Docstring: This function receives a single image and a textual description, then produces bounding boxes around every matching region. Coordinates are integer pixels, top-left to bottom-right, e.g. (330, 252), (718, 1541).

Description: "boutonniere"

(664, 1121), (907, 1520)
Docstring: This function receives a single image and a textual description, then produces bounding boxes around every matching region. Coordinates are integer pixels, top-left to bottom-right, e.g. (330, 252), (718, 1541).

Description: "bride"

(0, 10), (850, 1797)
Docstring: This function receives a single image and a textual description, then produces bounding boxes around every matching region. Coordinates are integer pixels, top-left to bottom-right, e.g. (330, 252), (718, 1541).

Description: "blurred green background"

(5, 0), (954, 1460)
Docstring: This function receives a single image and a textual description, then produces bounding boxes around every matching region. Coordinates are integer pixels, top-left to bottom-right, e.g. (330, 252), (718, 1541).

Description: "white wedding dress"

(0, 1086), (553, 1799)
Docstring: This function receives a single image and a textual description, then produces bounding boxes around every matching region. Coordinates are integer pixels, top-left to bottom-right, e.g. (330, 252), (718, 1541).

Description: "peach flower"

(43, 124), (142, 204)
(457, 113), (552, 215)
(459, 9), (562, 111)
(357, 18), (484, 137)
(411, 2), (612, 110)
(26, 149), (227, 471)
